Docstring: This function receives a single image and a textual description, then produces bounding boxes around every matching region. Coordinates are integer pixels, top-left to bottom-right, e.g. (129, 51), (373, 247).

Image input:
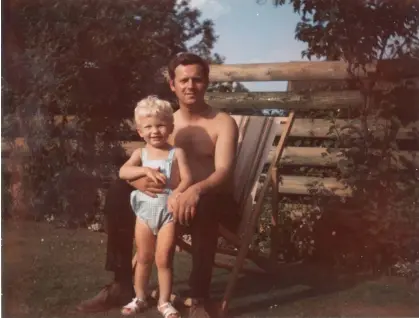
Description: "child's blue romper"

(130, 147), (175, 235)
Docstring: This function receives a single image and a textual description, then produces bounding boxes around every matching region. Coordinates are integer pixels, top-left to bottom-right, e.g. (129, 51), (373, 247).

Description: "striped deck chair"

(218, 111), (295, 316)
(216, 114), (280, 271)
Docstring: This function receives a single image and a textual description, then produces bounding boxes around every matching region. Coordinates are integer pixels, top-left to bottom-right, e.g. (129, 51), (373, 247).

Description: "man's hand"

(175, 186), (201, 225)
(167, 192), (180, 221)
(129, 168), (165, 198)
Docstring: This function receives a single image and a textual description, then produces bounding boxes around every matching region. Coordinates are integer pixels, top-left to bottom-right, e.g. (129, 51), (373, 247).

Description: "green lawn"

(3, 220), (419, 318)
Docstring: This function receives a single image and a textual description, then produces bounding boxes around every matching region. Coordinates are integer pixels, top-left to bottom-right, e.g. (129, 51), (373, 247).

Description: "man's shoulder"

(212, 109), (236, 124)
(213, 110), (238, 131)
(172, 146), (185, 154)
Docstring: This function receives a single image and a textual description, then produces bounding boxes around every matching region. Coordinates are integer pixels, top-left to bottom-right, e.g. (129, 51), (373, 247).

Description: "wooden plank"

(5, 116), (418, 141)
(121, 141), (143, 155)
(262, 173), (415, 196)
(274, 118), (419, 140)
(161, 59), (419, 82)
(66, 116), (419, 140)
(266, 147), (419, 168)
(3, 139), (417, 169)
(288, 77), (419, 92)
(277, 175), (352, 197)
(105, 142), (419, 169)
(206, 91), (363, 110)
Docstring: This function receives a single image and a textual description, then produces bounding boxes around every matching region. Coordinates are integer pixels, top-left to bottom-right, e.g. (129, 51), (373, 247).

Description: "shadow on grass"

(3, 220), (417, 318)
(208, 262), (376, 317)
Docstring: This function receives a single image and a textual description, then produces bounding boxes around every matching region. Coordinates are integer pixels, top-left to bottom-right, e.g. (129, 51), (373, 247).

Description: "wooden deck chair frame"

(131, 111), (296, 316)
(219, 110), (295, 316)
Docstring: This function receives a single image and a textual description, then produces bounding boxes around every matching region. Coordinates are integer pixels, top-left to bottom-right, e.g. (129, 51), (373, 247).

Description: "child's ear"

(137, 128), (143, 137)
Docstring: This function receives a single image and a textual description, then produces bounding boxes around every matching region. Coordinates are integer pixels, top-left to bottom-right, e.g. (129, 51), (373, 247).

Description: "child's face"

(137, 115), (173, 147)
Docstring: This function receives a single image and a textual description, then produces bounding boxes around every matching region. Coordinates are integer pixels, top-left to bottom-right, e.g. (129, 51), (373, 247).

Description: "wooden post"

(219, 110), (296, 317)
(269, 166), (279, 267)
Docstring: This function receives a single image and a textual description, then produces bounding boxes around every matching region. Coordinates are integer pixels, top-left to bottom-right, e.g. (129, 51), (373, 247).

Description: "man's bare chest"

(171, 125), (217, 158)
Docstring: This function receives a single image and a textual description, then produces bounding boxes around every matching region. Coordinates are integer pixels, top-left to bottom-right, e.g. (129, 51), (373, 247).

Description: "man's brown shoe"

(76, 283), (134, 313)
(187, 299), (222, 318)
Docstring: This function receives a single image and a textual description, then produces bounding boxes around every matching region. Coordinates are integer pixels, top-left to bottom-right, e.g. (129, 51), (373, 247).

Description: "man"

(77, 53), (240, 316)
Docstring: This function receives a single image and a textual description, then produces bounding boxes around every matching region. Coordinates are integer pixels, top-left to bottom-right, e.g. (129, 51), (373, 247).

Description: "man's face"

(169, 64), (208, 107)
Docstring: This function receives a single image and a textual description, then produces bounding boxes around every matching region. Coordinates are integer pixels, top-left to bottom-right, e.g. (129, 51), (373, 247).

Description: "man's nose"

(186, 79), (194, 88)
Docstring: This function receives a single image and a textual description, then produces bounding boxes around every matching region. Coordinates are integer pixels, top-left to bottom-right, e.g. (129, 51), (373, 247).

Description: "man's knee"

(104, 179), (133, 221)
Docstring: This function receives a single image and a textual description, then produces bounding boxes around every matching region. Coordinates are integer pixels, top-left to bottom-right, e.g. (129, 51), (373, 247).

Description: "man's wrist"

(191, 184), (203, 196)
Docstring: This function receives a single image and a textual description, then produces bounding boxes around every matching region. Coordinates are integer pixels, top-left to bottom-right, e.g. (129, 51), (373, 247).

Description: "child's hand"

(145, 167), (166, 185)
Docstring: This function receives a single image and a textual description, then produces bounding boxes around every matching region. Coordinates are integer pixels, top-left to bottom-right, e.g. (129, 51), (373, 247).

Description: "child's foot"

(158, 302), (181, 318)
(121, 297), (148, 316)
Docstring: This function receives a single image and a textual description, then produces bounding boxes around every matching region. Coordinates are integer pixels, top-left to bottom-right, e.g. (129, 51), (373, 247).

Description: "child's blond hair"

(134, 95), (174, 126)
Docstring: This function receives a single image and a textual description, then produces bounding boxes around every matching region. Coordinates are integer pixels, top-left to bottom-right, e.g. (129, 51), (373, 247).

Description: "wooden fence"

(2, 58), (419, 208)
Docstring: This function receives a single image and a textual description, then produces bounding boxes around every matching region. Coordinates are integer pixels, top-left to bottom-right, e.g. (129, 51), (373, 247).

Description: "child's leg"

(155, 221), (176, 305)
(134, 217), (156, 300)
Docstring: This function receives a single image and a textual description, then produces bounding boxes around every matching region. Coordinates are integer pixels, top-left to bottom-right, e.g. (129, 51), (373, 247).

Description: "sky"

(187, 0), (309, 92)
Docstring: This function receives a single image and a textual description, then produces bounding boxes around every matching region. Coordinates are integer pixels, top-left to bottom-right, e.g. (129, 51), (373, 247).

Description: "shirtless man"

(77, 53), (240, 317)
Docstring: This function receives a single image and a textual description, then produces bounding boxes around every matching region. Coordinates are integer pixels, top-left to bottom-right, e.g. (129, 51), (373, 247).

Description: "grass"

(3, 219), (419, 318)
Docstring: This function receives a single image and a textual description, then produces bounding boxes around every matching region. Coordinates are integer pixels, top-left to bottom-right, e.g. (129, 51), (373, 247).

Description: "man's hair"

(167, 52), (210, 81)
(134, 95), (174, 126)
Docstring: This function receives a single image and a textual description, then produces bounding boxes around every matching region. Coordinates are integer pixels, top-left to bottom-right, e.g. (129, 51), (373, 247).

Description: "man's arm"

(192, 113), (239, 195)
(172, 148), (193, 194)
(168, 148), (193, 216)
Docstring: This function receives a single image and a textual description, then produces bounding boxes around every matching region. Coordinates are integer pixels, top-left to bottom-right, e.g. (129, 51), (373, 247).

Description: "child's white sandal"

(121, 297), (148, 315)
(158, 302), (181, 318)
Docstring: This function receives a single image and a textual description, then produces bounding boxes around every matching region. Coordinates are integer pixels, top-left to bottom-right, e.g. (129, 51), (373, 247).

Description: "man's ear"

(168, 122), (174, 134)
(169, 79), (176, 92)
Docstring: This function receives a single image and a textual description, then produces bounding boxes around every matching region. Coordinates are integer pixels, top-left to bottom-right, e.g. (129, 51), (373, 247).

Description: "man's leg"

(187, 193), (241, 317)
(105, 179), (136, 285)
(188, 194), (220, 300)
(77, 179), (135, 313)
(188, 193), (240, 300)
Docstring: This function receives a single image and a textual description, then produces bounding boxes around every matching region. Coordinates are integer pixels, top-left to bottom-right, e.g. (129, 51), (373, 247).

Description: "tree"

(2, 0), (219, 225)
(258, 0), (419, 270)
(258, 0), (419, 63)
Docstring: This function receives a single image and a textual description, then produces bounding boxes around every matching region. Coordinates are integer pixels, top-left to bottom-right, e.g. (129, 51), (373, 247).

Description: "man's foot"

(76, 283), (135, 313)
(187, 299), (220, 318)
